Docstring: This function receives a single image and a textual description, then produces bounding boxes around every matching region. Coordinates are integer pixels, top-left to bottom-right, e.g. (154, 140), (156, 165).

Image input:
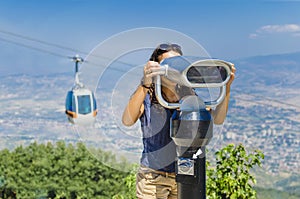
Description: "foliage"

(112, 164), (138, 199)
(0, 141), (265, 199)
(0, 141), (133, 199)
(206, 143), (264, 199)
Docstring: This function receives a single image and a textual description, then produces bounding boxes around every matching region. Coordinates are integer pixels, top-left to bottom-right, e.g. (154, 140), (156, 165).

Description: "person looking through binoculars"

(122, 43), (236, 199)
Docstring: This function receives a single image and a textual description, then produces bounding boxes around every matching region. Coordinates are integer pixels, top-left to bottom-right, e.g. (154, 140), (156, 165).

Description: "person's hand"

(227, 64), (236, 88)
(142, 61), (166, 87)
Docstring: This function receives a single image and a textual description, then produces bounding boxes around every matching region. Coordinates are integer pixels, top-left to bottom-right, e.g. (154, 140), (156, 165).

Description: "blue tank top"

(139, 94), (177, 172)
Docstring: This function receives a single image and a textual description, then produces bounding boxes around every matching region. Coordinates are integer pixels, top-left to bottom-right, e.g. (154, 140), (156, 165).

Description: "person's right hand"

(142, 61), (166, 87)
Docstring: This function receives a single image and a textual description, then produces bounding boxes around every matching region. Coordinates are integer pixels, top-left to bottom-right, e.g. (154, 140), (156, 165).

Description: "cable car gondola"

(65, 55), (97, 125)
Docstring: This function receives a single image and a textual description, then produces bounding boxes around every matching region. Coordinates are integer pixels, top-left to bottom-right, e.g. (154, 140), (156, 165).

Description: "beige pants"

(136, 166), (177, 199)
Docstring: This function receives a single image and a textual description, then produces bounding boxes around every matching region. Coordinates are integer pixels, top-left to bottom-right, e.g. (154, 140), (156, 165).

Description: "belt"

(140, 164), (176, 178)
(154, 170), (176, 178)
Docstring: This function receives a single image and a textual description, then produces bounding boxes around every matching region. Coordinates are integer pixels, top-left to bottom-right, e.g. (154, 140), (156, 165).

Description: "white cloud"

(249, 33), (258, 39)
(249, 24), (300, 39)
(258, 24), (300, 33)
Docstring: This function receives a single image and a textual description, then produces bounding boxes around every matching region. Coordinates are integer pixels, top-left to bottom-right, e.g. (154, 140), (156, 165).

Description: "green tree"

(0, 141), (134, 199)
(112, 164), (138, 199)
(207, 143), (264, 199)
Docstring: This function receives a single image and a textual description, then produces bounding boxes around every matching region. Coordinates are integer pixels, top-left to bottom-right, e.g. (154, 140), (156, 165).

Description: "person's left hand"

(227, 64), (236, 88)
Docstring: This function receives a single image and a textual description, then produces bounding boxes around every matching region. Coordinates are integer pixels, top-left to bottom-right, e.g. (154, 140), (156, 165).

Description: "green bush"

(0, 141), (133, 199)
(207, 143), (264, 199)
(0, 142), (264, 199)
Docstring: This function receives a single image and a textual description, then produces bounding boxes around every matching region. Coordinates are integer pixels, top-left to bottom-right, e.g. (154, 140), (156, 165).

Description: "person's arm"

(212, 65), (236, 125)
(122, 85), (149, 126)
(122, 61), (162, 126)
(212, 86), (231, 124)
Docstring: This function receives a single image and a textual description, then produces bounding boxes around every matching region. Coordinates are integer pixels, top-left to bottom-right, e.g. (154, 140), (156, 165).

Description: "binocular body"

(154, 56), (233, 199)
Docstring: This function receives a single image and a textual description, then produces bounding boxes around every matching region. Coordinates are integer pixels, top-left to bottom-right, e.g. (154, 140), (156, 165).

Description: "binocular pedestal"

(177, 150), (206, 199)
(171, 107), (212, 199)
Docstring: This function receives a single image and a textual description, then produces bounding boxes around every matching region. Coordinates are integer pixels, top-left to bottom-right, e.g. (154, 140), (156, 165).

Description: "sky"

(0, 0), (300, 75)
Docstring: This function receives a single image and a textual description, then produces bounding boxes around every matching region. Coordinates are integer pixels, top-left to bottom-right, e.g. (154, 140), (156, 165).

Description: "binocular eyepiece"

(155, 56), (233, 109)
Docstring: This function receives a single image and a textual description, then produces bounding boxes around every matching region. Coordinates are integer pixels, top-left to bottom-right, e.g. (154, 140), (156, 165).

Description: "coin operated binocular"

(154, 56), (233, 199)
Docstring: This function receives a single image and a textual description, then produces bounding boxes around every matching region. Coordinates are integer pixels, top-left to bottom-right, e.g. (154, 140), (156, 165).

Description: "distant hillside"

(224, 52), (300, 196)
(233, 51), (300, 89)
(256, 187), (300, 199)
(234, 51), (300, 72)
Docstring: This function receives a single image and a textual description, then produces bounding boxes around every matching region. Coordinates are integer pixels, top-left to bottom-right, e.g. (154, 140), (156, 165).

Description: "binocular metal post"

(155, 56), (233, 199)
(177, 150), (206, 198)
(171, 96), (212, 199)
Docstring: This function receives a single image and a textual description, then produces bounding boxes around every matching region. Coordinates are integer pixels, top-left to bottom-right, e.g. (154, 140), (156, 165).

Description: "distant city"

(0, 73), (299, 175)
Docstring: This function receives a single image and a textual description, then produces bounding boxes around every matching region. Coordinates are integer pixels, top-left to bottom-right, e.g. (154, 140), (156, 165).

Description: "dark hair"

(149, 43), (183, 62)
